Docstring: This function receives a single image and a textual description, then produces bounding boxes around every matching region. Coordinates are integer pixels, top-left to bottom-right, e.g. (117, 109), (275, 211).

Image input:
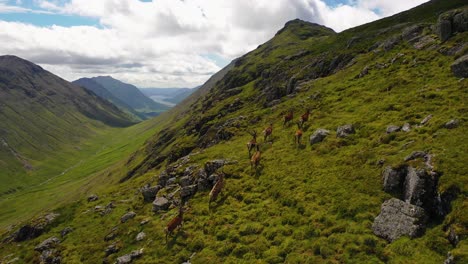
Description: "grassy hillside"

(0, 1), (467, 263)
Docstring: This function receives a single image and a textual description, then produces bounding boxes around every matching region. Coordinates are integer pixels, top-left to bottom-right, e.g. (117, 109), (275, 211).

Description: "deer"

(263, 123), (273, 142)
(250, 145), (261, 171)
(299, 109), (310, 128)
(295, 122), (303, 146)
(283, 110), (294, 127)
(165, 204), (185, 243)
(246, 131), (258, 158)
(209, 172), (225, 207)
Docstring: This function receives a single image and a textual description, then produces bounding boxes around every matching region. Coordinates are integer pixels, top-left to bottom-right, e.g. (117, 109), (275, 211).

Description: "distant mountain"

(89, 76), (169, 118)
(73, 78), (145, 121)
(0, 55), (135, 192)
(140, 86), (199, 106)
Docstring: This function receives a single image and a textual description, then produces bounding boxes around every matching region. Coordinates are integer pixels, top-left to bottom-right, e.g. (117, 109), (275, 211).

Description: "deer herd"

(164, 108), (311, 243)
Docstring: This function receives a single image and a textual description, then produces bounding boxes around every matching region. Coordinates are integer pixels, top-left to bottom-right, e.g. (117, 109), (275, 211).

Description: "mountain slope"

(0, 55), (135, 194)
(73, 78), (145, 121)
(0, 1), (467, 263)
(90, 76), (170, 118)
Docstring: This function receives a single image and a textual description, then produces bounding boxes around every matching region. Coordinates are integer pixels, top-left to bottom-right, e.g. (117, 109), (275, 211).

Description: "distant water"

(149, 96), (176, 107)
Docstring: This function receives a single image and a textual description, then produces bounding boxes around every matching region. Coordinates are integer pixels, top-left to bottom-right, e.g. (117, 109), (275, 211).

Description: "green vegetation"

(0, 1), (467, 263)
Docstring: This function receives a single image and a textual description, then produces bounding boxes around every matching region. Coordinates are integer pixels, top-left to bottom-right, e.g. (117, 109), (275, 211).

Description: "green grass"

(0, 2), (467, 263)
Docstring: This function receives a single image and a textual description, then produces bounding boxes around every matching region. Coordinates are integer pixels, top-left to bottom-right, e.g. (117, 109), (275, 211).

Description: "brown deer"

(250, 145), (261, 171)
(295, 122), (303, 146)
(246, 131), (258, 158)
(283, 110), (294, 127)
(263, 123), (273, 142)
(165, 205), (185, 243)
(209, 172), (225, 207)
(299, 109), (310, 127)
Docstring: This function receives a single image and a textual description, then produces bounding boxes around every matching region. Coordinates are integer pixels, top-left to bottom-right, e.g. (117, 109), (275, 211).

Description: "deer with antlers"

(209, 172), (225, 207)
(165, 204), (185, 243)
(246, 131), (258, 158)
(263, 123), (273, 142)
(250, 145), (261, 171)
(299, 109), (310, 128)
(283, 110), (294, 127)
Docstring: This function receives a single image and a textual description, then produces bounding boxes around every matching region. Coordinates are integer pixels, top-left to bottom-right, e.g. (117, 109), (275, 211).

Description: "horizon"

(0, 0), (429, 88)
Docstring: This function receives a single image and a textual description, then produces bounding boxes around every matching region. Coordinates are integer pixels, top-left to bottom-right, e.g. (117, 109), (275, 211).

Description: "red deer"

(295, 123), (303, 146)
(246, 131), (257, 158)
(250, 145), (261, 171)
(283, 110), (294, 127)
(299, 109), (310, 127)
(263, 123), (273, 142)
(209, 172), (225, 207)
(165, 205), (184, 243)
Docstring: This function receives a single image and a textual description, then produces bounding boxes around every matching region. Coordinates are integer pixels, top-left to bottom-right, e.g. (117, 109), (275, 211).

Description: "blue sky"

(0, 0), (428, 88)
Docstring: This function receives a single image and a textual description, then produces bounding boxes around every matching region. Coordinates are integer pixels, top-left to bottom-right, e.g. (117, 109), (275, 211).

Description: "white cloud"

(0, 0), (430, 87)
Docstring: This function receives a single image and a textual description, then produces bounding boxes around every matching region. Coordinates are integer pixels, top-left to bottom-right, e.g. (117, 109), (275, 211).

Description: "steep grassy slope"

(0, 1), (467, 263)
(0, 56), (136, 195)
(73, 78), (145, 122)
(91, 76), (170, 118)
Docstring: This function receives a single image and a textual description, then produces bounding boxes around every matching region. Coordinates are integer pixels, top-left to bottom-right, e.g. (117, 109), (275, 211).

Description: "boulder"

(402, 123), (411, 132)
(87, 194), (99, 202)
(404, 151), (427, 162)
(11, 213), (60, 242)
(152, 197), (170, 212)
(420, 114), (432, 125)
(179, 176), (192, 187)
(35, 237), (60, 252)
(105, 244), (119, 256)
(116, 249), (144, 264)
(451, 54), (468, 78)
(386, 125), (401, 134)
(372, 198), (427, 242)
(436, 8), (468, 42)
(141, 185), (160, 203)
(104, 227), (118, 241)
(39, 250), (61, 264)
(336, 124), (355, 138)
(181, 185), (198, 200)
(403, 167), (439, 213)
(136, 232), (146, 241)
(158, 171), (169, 187)
(382, 166), (406, 193)
(204, 160), (226, 175)
(444, 119), (459, 129)
(309, 129), (330, 145)
(60, 227), (73, 238)
(120, 211), (136, 223)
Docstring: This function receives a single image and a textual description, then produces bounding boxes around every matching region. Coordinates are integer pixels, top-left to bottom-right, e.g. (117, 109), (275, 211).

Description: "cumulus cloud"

(0, 0), (429, 87)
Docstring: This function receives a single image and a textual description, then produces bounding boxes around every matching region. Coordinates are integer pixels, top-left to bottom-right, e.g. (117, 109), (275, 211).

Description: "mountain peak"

(275, 19), (336, 39)
(0, 55), (44, 74)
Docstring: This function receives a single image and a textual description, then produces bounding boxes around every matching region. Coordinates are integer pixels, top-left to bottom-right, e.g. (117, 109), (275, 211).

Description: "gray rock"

(181, 184), (198, 200)
(10, 213), (60, 242)
(60, 227), (73, 238)
(309, 129), (330, 144)
(116, 249), (144, 264)
(120, 211), (136, 223)
(39, 249), (61, 264)
(35, 237), (60, 252)
(444, 252), (455, 264)
(152, 197), (170, 212)
(402, 123), (411, 132)
(140, 219), (150, 226)
(402, 24), (425, 41)
(403, 167), (439, 212)
(105, 244), (119, 256)
(336, 124), (355, 138)
(204, 160), (227, 175)
(448, 226), (459, 246)
(437, 17), (453, 42)
(445, 119), (459, 129)
(141, 185), (160, 203)
(356, 65), (370, 78)
(382, 166), (406, 193)
(372, 198), (427, 242)
(158, 171), (169, 186)
(166, 177), (177, 186)
(104, 227), (118, 241)
(87, 194), (99, 202)
(420, 115), (432, 125)
(404, 151), (427, 162)
(179, 176), (192, 187)
(386, 125), (401, 134)
(451, 54), (468, 78)
(136, 232), (146, 241)
(381, 35), (402, 51)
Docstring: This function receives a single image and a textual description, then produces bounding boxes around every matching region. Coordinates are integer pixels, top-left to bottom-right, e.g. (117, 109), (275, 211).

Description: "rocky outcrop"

(115, 249), (144, 264)
(152, 197), (170, 212)
(336, 124), (355, 138)
(105, 244), (119, 256)
(181, 185), (198, 201)
(35, 237), (61, 264)
(451, 54), (468, 78)
(9, 213), (60, 242)
(403, 167), (439, 213)
(60, 227), (73, 238)
(404, 151), (427, 162)
(141, 185), (160, 203)
(436, 8), (468, 42)
(309, 129), (330, 144)
(372, 198), (427, 242)
(382, 166), (406, 193)
(120, 212), (136, 223)
(444, 119), (459, 129)
(87, 194), (99, 202)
